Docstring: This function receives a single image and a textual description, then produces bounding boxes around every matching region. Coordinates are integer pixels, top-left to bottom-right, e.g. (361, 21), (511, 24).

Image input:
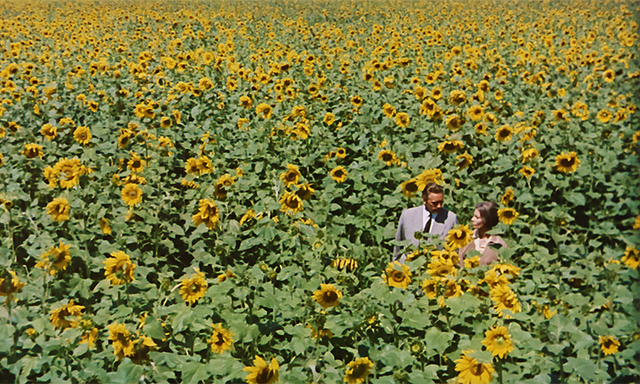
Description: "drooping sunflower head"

(344, 357), (374, 384)
(446, 225), (474, 249)
(49, 300), (84, 329)
(312, 283), (343, 309)
(103, 251), (136, 285)
(438, 140), (464, 154)
(295, 183), (315, 201)
(456, 152), (473, 170)
(279, 191), (304, 215)
(555, 151), (580, 173)
(622, 246), (639, 269)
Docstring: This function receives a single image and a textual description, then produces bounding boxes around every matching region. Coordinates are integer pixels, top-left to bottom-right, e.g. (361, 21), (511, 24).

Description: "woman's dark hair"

(476, 201), (499, 229)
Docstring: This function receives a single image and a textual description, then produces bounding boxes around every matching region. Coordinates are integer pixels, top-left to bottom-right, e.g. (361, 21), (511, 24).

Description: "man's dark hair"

(476, 201), (499, 229)
(422, 182), (444, 200)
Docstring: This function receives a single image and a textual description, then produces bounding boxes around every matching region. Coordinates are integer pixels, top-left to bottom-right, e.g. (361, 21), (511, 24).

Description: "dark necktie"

(424, 215), (432, 233)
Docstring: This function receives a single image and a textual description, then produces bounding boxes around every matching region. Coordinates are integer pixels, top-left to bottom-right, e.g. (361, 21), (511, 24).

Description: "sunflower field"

(0, 0), (638, 383)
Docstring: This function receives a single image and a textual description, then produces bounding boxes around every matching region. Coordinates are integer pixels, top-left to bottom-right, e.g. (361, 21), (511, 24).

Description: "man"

(393, 182), (458, 261)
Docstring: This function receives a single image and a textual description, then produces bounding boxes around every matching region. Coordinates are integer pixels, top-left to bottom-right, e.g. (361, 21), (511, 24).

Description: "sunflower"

(382, 103), (396, 118)
(243, 356), (279, 384)
(255, 103), (273, 119)
(603, 69), (615, 83)
(466, 105), (484, 121)
(350, 95), (363, 108)
(335, 147), (347, 159)
(127, 152), (146, 173)
(46, 197), (70, 222)
(491, 285), (521, 317)
(279, 191), (304, 215)
(422, 279), (439, 299)
(103, 251), (136, 285)
(445, 115), (464, 131)
(40, 123), (57, 140)
(456, 152), (473, 170)
(475, 122), (487, 135)
(446, 225), (474, 249)
(599, 336), (620, 356)
(498, 207), (519, 225)
(330, 166), (348, 183)
(437, 140), (464, 154)
(520, 147), (539, 162)
(0, 270), (25, 302)
(482, 326), (514, 358)
(108, 323), (135, 359)
(22, 143), (44, 159)
(100, 217), (111, 235)
(495, 125), (513, 142)
(400, 179), (420, 199)
(426, 257), (458, 278)
(73, 126), (92, 145)
(209, 323), (234, 354)
(279, 164), (301, 187)
(53, 157), (84, 189)
(501, 188), (515, 206)
(239, 95), (253, 109)
(414, 85), (426, 100)
(377, 149), (398, 166)
(519, 165), (535, 179)
(121, 183), (143, 206)
(416, 168), (443, 189)
(383, 261), (411, 289)
(37, 240), (72, 275)
(395, 112), (410, 128)
(622, 246), (639, 269)
(455, 350), (494, 384)
(323, 112), (335, 126)
(180, 269), (208, 305)
(596, 109), (612, 123)
(80, 327), (99, 349)
(555, 151), (580, 173)
(344, 357), (374, 384)
(312, 283), (343, 309)
(449, 90), (467, 105)
(192, 199), (220, 229)
(49, 300), (84, 329)
(295, 183), (315, 200)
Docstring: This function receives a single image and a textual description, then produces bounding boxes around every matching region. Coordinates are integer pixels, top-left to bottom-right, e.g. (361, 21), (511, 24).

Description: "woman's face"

(471, 209), (485, 230)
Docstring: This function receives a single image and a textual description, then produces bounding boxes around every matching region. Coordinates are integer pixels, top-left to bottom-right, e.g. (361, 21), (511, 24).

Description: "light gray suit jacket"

(393, 206), (458, 261)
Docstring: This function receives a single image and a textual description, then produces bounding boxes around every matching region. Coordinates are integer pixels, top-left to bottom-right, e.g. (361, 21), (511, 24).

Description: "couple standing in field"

(393, 182), (506, 266)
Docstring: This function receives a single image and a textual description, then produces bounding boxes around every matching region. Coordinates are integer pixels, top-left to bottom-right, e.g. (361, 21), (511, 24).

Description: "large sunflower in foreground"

(49, 300), (84, 329)
(179, 269), (208, 305)
(103, 251), (136, 285)
(121, 183), (143, 206)
(312, 283), (343, 309)
(243, 355), (279, 384)
(330, 166), (348, 183)
(383, 261), (411, 289)
(555, 151), (580, 173)
(455, 350), (494, 384)
(209, 323), (234, 354)
(482, 325), (514, 358)
(344, 357), (374, 384)
(446, 225), (474, 249)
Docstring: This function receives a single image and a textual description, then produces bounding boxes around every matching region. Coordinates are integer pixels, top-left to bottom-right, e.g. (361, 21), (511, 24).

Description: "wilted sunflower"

(383, 261), (411, 289)
(103, 251), (136, 285)
(446, 225), (474, 249)
(40, 123), (57, 140)
(495, 125), (513, 142)
(599, 336), (620, 356)
(279, 191), (304, 215)
(79, 327), (99, 349)
(445, 115), (464, 131)
(482, 326), (514, 358)
(279, 164), (301, 187)
(312, 283), (343, 309)
(519, 165), (535, 179)
(49, 300), (84, 329)
(100, 217), (111, 234)
(520, 147), (539, 163)
(455, 350), (494, 384)
(456, 152), (473, 170)
(555, 151), (580, 173)
(400, 179), (420, 199)
(243, 356), (279, 384)
(255, 103), (272, 119)
(73, 126), (92, 145)
(377, 149), (398, 166)
(36, 240), (72, 275)
(46, 197), (70, 222)
(121, 183), (143, 206)
(449, 90), (467, 105)
(0, 270), (25, 302)
(498, 207), (519, 225)
(108, 323), (135, 360)
(180, 269), (208, 305)
(209, 323), (234, 354)
(344, 357), (374, 384)
(395, 112), (410, 128)
(622, 246), (639, 269)
(330, 166), (348, 183)
(192, 199), (220, 229)
(438, 139), (464, 154)
(295, 183), (315, 200)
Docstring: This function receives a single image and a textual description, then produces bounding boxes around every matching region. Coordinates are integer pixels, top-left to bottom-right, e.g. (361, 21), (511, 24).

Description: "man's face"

(423, 192), (444, 215)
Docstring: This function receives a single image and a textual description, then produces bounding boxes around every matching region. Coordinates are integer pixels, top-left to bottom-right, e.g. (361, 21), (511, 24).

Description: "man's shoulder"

(403, 205), (424, 214)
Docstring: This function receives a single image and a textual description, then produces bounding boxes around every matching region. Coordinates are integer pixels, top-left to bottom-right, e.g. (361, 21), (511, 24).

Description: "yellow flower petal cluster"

(312, 283), (343, 309)
(383, 261), (411, 289)
(344, 357), (374, 384)
(455, 350), (494, 384)
(49, 300), (84, 329)
(192, 199), (220, 229)
(103, 251), (136, 285)
(209, 323), (234, 354)
(180, 269), (208, 305)
(243, 355), (279, 384)
(46, 197), (71, 222)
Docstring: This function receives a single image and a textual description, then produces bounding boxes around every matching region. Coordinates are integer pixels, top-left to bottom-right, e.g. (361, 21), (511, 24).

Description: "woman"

(458, 201), (507, 267)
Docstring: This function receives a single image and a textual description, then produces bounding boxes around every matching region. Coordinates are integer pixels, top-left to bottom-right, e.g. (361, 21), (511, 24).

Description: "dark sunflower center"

(405, 182), (418, 192)
(499, 129), (510, 137)
(391, 271), (405, 282)
(334, 170), (343, 177)
(350, 363), (368, 378)
(256, 368), (275, 384)
(214, 333), (225, 346)
(382, 153), (393, 162)
(286, 198), (299, 209)
(286, 172), (297, 181)
(560, 158), (575, 167)
(128, 190), (138, 198)
(473, 363), (485, 376)
(324, 291), (337, 302)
